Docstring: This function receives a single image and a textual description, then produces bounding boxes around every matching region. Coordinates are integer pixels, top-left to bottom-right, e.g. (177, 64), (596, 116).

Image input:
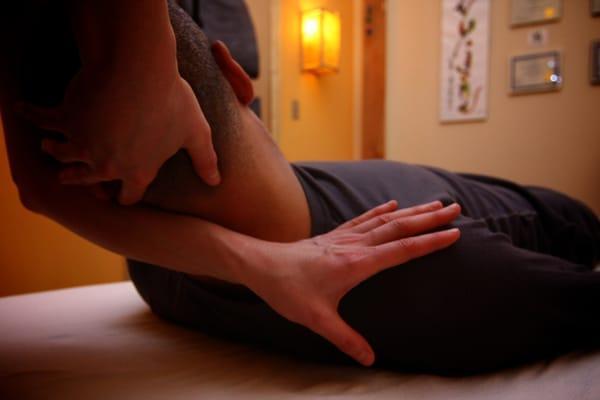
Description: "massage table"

(1, 282), (599, 399)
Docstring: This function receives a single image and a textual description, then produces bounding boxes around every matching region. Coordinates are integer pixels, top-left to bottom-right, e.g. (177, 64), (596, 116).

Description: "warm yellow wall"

(0, 119), (125, 296)
(386, 0), (600, 214)
(246, 0), (273, 131)
(277, 0), (355, 161)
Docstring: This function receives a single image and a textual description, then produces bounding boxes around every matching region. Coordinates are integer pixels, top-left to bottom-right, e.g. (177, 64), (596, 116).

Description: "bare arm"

(19, 0), (220, 204)
(0, 1), (462, 367)
(1, 108), (248, 285)
(0, 1), (244, 281)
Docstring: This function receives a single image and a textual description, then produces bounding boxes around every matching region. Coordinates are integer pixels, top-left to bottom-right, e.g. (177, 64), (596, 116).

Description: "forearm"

(37, 184), (254, 284)
(1, 1), (255, 284)
(1, 105), (255, 285)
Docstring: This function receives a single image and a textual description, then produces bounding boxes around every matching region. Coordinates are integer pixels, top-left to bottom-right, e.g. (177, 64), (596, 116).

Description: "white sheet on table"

(1, 282), (599, 400)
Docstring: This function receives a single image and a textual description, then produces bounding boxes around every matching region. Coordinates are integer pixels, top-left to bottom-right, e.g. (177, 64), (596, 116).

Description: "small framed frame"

(591, 40), (600, 85)
(510, 51), (563, 94)
(511, 0), (562, 27)
(592, 0), (600, 17)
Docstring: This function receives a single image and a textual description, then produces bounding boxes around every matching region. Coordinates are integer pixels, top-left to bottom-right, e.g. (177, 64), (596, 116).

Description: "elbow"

(8, 166), (53, 215)
(12, 178), (48, 214)
(17, 186), (44, 214)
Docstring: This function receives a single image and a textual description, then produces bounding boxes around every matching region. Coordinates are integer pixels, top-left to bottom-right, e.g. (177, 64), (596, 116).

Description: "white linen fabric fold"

(1, 282), (599, 400)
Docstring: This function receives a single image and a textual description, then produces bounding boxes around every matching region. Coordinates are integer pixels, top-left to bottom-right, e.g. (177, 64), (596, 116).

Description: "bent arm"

(3, 107), (245, 287)
(0, 1), (244, 281)
(2, 104), (251, 284)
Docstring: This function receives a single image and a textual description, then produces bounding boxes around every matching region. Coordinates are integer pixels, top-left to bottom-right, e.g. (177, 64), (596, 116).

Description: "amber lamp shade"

(301, 8), (341, 74)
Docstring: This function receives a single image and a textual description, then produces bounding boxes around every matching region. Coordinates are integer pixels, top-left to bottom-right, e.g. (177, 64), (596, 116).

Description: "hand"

(242, 200), (461, 367)
(15, 63), (220, 205)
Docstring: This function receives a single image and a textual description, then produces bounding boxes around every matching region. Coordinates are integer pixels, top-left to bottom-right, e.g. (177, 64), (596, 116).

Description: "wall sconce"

(301, 8), (341, 75)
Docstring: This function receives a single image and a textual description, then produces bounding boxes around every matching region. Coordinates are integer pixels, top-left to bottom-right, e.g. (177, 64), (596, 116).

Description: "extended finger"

(350, 200), (444, 234)
(41, 139), (90, 163)
(308, 307), (375, 367)
(337, 200), (398, 230)
(364, 203), (461, 245)
(14, 102), (65, 133)
(356, 228), (461, 281)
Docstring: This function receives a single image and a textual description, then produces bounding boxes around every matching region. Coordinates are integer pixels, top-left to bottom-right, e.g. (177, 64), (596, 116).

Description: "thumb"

(14, 102), (65, 133)
(308, 308), (375, 367)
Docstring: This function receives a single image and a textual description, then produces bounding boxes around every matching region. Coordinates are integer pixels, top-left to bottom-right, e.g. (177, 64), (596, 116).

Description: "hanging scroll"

(440, 0), (490, 123)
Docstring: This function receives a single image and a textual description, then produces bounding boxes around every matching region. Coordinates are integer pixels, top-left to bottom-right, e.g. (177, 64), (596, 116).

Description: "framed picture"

(592, 40), (600, 85)
(511, 0), (562, 27)
(592, 0), (600, 16)
(510, 51), (562, 94)
(439, 0), (491, 122)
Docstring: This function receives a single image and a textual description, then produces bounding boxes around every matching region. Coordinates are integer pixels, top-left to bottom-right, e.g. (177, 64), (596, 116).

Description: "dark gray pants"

(129, 185), (600, 376)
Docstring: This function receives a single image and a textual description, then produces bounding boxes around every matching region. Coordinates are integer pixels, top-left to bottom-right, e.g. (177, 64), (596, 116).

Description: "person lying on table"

(2, 0), (599, 375)
(0, 0), (461, 370)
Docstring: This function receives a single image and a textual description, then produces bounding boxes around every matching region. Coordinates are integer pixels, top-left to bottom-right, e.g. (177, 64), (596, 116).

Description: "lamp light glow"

(301, 8), (341, 74)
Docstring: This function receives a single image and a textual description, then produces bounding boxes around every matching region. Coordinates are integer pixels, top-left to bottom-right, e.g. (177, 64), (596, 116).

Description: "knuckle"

(389, 218), (408, 231)
(322, 245), (336, 258)
(365, 230), (377, 244)
(398, 237), (418, 252)
(310, 236), (324, 247)
(377, 214), (392, 225)
(346, 219), (359, 228)
(339, 233), (362, 245)
(340, 249), (367, 270)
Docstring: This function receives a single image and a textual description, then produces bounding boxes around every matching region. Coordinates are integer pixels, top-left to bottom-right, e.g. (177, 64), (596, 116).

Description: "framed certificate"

(511, 0), (562, 27)
(593, 0), (600, 16)
(510, 51), (562, 94)
(592, 41), (600, 85)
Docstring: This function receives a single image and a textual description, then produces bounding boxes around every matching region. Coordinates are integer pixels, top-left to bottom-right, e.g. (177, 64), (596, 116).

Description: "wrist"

(200, 227), (267, 286)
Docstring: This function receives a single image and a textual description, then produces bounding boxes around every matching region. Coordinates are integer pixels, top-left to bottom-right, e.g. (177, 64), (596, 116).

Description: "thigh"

(130, 218), (600, 375)
(339, 218), (600, 375)
(527, 186), (600, 267)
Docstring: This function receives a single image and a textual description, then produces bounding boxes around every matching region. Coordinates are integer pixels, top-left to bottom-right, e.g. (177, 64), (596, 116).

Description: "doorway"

(245, 0), (275, 134)
(360, 0), (386, 159)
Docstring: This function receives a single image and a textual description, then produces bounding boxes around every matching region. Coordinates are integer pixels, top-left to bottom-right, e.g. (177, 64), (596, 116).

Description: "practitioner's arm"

(0, 2), (464, 367)
(3, 95), (462, 368)
(17, 0), (220, 205)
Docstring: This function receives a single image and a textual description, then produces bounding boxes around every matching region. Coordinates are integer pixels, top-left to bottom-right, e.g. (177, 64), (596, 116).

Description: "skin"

(142, 42), (313, 244)
(17, 0), (221, 205)
(0, 2), (462, 367)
